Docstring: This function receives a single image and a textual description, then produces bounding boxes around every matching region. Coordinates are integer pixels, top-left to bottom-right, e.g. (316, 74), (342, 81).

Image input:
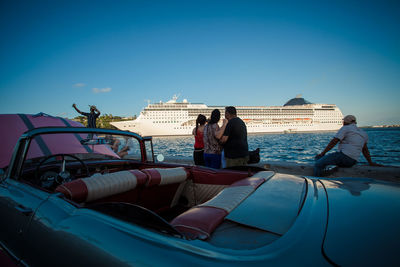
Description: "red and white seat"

(55, 170), (147, 203)
(171, 171), (273, 240)
(141, 167), (188, 187)
(138, 167), (189, 212)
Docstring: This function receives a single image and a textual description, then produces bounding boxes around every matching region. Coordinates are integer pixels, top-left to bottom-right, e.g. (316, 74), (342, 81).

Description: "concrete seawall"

(161, 156), (400, 183)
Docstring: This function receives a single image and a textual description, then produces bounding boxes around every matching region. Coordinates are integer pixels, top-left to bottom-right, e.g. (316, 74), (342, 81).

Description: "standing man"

(219, 106), (249, 168)
(72, 104), (101, 128)
(314, 115), (381, 176)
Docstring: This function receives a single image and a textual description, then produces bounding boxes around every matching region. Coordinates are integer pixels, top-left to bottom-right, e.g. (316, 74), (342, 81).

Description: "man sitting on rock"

(314, 115), (381, 176)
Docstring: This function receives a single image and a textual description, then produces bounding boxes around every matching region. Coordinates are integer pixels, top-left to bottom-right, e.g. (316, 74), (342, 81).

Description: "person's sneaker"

(315, 154), (323, 160)
(323, 165), (338, 176)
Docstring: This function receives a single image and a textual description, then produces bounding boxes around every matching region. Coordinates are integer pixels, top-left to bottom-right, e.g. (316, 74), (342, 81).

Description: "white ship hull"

(111, 120), (342, 136)
(111, 95), (343, 136)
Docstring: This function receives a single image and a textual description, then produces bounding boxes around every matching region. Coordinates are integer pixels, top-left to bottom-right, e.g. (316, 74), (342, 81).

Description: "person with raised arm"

(72, 103), (101, 128)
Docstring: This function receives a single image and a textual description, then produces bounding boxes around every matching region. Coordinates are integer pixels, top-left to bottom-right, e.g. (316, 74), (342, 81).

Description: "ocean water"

(152, 128), (400, 167)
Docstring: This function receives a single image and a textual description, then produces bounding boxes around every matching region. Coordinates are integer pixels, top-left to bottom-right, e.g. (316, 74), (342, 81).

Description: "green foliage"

(71, 114), (135, 129)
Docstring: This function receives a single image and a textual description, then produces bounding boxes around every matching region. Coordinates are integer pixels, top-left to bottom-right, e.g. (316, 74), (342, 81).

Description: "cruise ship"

(111, 95), (343, 136)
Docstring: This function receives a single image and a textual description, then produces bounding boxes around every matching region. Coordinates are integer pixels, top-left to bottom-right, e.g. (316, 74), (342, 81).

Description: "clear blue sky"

(1, 0), (399, 126)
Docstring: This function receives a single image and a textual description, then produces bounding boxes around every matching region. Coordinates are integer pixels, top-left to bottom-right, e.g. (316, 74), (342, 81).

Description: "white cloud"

(73, 83), (86, 87)
(93, 87), (112, 93)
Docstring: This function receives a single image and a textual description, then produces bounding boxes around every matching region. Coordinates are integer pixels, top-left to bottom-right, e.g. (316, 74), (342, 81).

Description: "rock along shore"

(161, 156), (400, 183)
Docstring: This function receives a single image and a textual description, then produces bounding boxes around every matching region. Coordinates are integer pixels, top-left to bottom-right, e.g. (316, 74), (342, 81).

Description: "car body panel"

(203, 178), (331, 266)
(3, 175), (330, 266)
(0, 179), (48, 260)
(321, 178), (400, 266)
(227, 173), (306, 235)
(1, 118), (400, 266)
(21, 195), (135, 266)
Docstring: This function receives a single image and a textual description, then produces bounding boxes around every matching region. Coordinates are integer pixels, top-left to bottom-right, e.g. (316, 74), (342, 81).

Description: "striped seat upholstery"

(181, 166), (251, 207)
(56, 170), (147, 203)
(171, 171), (272, 240)
(141, 167), (188, 187)
(138, 167), (189, 212)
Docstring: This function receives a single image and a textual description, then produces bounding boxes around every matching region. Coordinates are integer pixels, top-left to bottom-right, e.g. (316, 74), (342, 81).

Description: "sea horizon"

(152, 127), (400, 167)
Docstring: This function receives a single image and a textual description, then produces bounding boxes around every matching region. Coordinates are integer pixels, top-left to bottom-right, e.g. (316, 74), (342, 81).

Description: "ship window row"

(174, 127), (192, 130)
(152, 121), (181, 124)
(238, 112), (314, 116)
(239, 109), (313, 112)
(315, 115), (342, 118)
(186, 111), (322, 117)
(146, 108), (335, 113)
(146, 109), (187, 112)
(256, 121), (341, 124)
(148, 104), (188, 107)
(148, 120), (342, 125)
(231, 116), (318, 120)
(188, 109), (223, 116)
(144, 112), (340, 120)
(188, 110), (315, 115)
(147, 105), (188, 109)
(145, 117), (186, 120)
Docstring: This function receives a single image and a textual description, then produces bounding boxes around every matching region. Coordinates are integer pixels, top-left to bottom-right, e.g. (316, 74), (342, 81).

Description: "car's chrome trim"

(3, 127), (155, 182)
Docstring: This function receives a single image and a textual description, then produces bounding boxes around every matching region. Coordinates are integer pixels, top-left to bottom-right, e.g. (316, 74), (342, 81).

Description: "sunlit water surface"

(152, 128), (400, 167)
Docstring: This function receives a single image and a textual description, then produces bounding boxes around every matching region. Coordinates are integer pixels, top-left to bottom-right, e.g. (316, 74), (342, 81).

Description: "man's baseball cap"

(343, 115), (357, 124)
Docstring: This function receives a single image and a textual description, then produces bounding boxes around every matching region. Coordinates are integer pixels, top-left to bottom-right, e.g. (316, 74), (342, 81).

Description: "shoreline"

(160, 156), (400, 183)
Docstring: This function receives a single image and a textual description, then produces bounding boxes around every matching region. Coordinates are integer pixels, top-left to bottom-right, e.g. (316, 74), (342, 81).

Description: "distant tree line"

(71, 114), (136, 129)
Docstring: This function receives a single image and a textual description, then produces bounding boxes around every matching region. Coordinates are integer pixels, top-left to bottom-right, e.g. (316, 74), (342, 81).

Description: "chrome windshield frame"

(4, 127), (153, 181)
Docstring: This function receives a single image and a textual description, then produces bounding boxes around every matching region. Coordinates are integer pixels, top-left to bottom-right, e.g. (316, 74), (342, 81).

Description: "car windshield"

(23, 132), (144, 163)
(16, 130), (151, 189)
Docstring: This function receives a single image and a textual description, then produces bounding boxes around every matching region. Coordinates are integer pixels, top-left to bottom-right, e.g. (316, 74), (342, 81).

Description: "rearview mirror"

(156, 154), (164, 162)
(80, 138), (110, 145)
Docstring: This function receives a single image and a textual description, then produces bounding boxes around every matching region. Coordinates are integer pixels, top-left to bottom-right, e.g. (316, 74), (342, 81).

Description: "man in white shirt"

(314, 115), (380, 176)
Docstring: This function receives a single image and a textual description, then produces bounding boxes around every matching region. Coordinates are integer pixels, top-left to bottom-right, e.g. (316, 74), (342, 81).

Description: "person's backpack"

(248, 148), (260, 164)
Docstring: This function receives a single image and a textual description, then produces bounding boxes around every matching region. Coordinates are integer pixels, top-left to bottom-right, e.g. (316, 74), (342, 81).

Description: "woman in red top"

(192, 114), (206, 165)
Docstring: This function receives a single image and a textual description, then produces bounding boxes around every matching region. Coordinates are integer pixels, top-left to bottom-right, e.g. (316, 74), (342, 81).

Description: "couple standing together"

(193, 106), (248, 169)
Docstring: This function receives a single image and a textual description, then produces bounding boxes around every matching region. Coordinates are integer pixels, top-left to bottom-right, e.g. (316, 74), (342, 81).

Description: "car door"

(20, 194), (132, 266)
(0, 178), (49, 260)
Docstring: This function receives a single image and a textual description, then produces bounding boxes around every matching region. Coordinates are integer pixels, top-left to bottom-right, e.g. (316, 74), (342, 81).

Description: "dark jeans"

(204, 153), (221, 169)
(314, 151), (357, 176)
(225, 156), (249, 168)
(193, 149), (205, 166)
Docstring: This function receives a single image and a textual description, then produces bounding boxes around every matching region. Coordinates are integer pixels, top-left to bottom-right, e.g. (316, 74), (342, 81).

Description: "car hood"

(226, 173), (306, 236)
(320, 178), (400, 266)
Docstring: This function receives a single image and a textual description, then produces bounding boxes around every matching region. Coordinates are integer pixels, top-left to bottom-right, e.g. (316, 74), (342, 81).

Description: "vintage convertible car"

(1, 114), (399, 266)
